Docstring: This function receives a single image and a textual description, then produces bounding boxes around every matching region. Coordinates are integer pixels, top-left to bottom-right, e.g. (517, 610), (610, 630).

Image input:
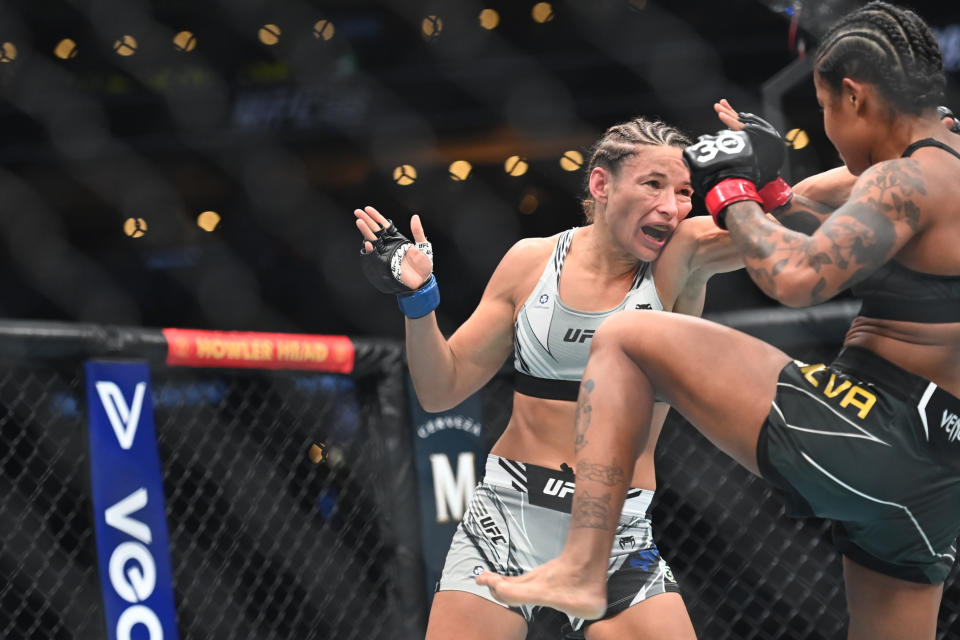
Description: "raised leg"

(478, 310), (791, 618)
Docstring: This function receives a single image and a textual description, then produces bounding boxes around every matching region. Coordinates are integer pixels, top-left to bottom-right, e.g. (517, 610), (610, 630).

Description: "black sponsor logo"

(563, 328), (595, 343)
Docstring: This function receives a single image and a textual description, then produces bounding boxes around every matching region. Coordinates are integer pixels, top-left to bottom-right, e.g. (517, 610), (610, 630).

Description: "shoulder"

(484, 233), (561, 302)
(657, 216), (729, 271)
(847, 156), (945, 229)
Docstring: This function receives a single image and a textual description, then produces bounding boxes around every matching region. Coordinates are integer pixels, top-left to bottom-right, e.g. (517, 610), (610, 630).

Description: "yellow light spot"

(123, 218), (148, 238)
(54, 38), (78, 59)
(478, 9), (500, 30)
(173, 30), (197, 52)
(113, 35), (138, 57)
(258, 24), (282, 46)
(505, 155), (529, 177)
(422, 15), (443, 39)
(313, 19), (335, 41)
(0, 42), (18, 63)
(531, 2), (555, 23)
(448, 160), (472, 181)
(628, 0), (648, 11)
(786, 128), (810, 150)
(393, 164), (418, 186)
(197, 211), (221, 232)
(559, 150), (583, 172)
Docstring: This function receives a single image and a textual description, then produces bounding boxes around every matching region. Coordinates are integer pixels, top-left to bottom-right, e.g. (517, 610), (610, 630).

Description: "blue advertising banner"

(85, 360), (179, 640)
(407, 375), (486, 609)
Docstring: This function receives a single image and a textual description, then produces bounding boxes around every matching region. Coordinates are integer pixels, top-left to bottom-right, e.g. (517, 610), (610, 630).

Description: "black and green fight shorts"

(757, 345), (960, 584)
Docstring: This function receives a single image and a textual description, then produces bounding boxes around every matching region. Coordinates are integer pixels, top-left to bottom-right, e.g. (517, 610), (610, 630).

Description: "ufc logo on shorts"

(543, 478), (576, 498)
(688, 131), (746, 163)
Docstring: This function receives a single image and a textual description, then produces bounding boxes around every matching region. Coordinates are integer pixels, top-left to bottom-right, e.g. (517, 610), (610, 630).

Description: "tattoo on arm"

(726, 160), (925, 306)
(571, 490), (612, 530)
(573, 379), (594, 454)
(577, 459), (626, 486)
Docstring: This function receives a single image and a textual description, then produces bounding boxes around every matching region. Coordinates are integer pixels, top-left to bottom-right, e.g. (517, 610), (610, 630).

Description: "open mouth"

(641, 224), (671, 242)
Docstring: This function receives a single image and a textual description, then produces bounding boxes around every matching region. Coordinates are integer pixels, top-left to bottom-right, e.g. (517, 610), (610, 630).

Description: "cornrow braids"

(815, 1), (945, 114)
(581, 117), (691, 222)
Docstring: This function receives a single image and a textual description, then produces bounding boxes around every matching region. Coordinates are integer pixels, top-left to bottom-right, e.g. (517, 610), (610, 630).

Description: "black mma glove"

(737, 112), (793, 212)
(938, 106), (960, 134)
(683, 129), (765, 229)
(360, 220), (439, 318)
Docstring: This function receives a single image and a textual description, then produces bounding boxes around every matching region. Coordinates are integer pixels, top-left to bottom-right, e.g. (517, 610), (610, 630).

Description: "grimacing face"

(600, 144), (693, 262)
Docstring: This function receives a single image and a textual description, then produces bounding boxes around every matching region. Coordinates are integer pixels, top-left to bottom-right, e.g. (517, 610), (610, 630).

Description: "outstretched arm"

(355, 205), (518, 411)
(723, 158), (927, 307)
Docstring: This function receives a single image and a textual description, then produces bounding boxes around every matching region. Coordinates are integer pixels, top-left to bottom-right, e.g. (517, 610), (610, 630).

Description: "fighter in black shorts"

(479, 4), (960, 638)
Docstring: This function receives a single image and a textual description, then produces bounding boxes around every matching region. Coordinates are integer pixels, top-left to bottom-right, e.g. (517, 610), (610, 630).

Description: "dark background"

(0, 0), (957, 339)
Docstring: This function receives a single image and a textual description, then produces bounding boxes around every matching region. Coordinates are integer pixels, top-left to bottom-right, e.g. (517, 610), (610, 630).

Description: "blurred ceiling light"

(628, 0), (648, 10)
(505, 155), (529, 177)
(197, 211), (221, 232)
(0, 42), (17, 63)
(172, 30), (197, 52)
(478, 9), (500, 30)
(422, 15), (443, 39)
(393, 164), (418, 186)
(54, 38), (78, 59)
(113, 35), (138, 57)
(519, 190), (539, 214)
(258, 24), (282, 46)
(123, 218), (148, 238)
(449, 160), (472, 181)
(531, 3), (555, 23)
(786, 128), (810, 150)
(313, 19), (335, 41)
(559, 150), (583, 172)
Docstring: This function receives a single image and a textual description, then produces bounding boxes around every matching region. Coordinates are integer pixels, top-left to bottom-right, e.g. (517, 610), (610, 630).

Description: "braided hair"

(815, 1), (945, 114)
(581, 117), (691, 223)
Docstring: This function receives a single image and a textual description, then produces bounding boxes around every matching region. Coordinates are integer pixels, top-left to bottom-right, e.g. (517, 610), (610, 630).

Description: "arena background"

(0, 1), (957, 639)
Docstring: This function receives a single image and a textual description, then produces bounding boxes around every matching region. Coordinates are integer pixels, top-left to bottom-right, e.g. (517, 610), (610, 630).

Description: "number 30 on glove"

(360, 220), (440, 318)
(683, 130), (766, 229)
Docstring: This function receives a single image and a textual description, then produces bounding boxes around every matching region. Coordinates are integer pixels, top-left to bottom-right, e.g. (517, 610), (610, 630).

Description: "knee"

(591, 310), (647, 356)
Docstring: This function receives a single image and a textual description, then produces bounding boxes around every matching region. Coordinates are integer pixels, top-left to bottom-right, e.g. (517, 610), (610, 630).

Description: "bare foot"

(475, 558), (607, 620)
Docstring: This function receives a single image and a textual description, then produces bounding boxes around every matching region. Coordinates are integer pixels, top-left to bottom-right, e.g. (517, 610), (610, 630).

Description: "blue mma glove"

(360, 220), (439, 318)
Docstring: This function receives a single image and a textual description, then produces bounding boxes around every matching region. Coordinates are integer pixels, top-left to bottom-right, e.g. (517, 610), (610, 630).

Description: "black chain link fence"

(0, 325), (424, 640)
(0, 314), (957, 640)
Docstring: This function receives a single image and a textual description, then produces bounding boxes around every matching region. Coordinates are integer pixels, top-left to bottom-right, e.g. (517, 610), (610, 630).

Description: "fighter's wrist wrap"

(704, 178), (763, 229)
(397, 275), (440, 318)
(758, 177), (793, 212)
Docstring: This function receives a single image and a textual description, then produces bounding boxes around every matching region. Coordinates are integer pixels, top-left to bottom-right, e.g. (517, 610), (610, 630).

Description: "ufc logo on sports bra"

(563, 328), (595, 344)
(686, 131), (746, 163)
(800, 363), (877, 419)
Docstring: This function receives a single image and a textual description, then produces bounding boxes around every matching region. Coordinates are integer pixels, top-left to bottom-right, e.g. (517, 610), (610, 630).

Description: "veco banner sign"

(85, 361), (179, 640)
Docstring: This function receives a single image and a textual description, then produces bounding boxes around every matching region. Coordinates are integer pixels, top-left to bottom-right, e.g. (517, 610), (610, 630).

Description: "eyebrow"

(639, 170), (692, 188)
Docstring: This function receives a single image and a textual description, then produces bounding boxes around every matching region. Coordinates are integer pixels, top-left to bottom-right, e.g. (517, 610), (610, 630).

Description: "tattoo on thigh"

(571, 490), (611, 530)
(577, 459), (625, 486)
(574, 379), (594, 454)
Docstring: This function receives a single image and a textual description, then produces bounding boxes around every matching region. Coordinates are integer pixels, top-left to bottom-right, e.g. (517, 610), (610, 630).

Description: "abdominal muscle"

(843, 315), (960, 397)
(488, 391), (667, 490)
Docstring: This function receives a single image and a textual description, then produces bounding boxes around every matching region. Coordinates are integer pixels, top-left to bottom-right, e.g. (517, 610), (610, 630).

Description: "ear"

(588, 167), (611, 205)
(841, 77), (869, 116)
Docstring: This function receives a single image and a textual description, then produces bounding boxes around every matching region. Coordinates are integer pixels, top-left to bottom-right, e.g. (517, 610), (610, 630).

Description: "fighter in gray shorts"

(437, 455), (679, 636)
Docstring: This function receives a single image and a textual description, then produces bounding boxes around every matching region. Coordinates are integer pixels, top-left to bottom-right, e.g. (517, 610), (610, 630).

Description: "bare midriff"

(843, 315), (960, 397)
(489, 391), (661, 490)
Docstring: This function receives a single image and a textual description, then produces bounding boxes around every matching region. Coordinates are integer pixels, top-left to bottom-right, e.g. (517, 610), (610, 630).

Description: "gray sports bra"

(513, 228), (664, 401)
